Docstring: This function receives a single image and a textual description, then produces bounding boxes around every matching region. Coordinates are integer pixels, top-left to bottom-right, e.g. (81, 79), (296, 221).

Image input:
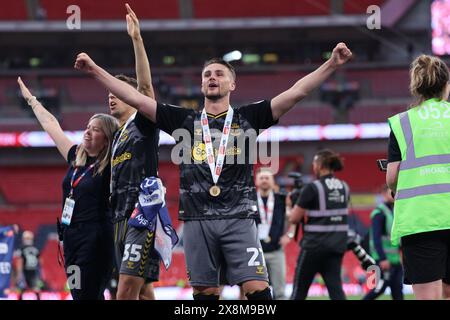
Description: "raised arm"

(17, 77), (73, 161)
(126, 3), (155, 98)
(271, 42), (352, 121)
(74, 53), (157, 122)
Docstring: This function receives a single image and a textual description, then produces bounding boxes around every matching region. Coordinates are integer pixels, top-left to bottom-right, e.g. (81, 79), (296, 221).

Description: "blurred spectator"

(14, 230), (44, 299)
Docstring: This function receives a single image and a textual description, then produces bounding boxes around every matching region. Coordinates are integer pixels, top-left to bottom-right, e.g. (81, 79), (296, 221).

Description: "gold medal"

(209, 185), (221, 197)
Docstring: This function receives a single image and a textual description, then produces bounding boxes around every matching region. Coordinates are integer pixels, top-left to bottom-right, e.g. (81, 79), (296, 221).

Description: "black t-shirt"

(297, 183), (320, 210)
(388, 131), (401, 163)
(156, 100), (278, 220)
(110, 112), (159, 220)
(19, 245), (40, 271)
(62, 145), (111, 224)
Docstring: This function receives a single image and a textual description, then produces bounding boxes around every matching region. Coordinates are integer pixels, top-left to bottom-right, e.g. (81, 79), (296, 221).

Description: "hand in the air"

(74, 52), (97, 74)
(126, 3), (141, 40)
(330, 42), (353, 67)
(17, 77), (34, 103)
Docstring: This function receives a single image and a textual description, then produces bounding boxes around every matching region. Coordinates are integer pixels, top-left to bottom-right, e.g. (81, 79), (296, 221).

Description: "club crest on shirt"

(119, 129), (129, 143)
(191, 142), (207, 162)
(230, 123), (242, 136)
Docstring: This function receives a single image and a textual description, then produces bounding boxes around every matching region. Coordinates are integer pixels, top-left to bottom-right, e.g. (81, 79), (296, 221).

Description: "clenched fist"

(74, 52), (97, 74)
(330, 43), (353, 67)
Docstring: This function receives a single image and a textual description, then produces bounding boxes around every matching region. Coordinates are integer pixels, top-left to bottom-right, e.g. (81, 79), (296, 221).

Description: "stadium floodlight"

(223, 50), (242, 62)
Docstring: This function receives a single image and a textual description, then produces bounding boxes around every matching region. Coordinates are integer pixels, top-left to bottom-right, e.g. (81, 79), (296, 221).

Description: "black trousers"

(63, 220), (114, 300)
(363, 264), (404, 300)
(291, 249), (346, 300)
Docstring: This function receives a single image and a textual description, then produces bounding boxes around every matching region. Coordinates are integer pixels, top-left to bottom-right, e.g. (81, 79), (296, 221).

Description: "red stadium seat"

(343, 0), (386, 14)
(345, 69), (410, 98)
(40, 0), (179, 20)
(193, 0), (330, 18)
(348, 104), (407, 123)
(0, 167), (65, 205)
(41, 77), (107, 106)
(0, 1), (28, 20)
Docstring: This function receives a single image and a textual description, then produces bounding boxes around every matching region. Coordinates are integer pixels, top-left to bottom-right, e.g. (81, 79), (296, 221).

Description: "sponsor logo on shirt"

(112, 152), (132, 167)
(191, 142), (242, 162)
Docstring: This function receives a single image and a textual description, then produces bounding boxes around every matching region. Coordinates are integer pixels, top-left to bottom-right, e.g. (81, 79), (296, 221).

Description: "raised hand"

(17, 77), (34, 103)
(330, 42), (353, 67)
(126, 3), (141, 40)
(74, 52), (97, 74)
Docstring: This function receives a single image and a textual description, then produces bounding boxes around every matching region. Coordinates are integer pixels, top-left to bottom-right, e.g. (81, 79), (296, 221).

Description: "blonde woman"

(387, 55), (450, 300)
(18, 77), (119, 300)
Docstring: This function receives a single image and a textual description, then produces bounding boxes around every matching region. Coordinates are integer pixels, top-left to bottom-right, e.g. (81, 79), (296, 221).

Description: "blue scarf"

(128, 177), (179, 269)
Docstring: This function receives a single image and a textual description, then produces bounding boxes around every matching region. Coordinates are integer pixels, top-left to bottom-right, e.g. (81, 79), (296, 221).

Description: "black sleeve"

(238, 100), (278, 131)
(66, 145), (77, 164)
(388, 131), (401, 163)
(156, 103), (193, 135)
(296, 183), (317, 209)
(134, 111), (157, 136)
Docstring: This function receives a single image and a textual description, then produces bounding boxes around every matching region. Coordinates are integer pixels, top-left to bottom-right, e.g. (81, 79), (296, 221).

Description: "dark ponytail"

(315, 149), (344, 172)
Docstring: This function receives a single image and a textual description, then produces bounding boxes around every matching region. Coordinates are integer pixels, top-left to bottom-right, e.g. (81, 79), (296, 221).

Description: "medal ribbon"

(200, 106), (234, 185)
(257, 191), (275, 226)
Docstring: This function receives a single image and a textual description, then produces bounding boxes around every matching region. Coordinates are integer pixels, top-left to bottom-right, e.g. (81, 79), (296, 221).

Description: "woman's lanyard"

(69, 162), (97, 198)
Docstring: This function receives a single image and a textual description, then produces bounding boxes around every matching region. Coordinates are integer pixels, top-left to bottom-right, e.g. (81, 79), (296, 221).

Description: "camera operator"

(255, 168), (292, 300)
(289, 149), (349, 300)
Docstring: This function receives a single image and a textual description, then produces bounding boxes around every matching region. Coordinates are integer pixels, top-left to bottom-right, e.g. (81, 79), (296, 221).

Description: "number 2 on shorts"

(246, 247), (266, 267)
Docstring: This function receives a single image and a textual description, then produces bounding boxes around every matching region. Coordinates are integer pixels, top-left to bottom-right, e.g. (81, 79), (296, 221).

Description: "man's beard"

(205, 93), (223, 101)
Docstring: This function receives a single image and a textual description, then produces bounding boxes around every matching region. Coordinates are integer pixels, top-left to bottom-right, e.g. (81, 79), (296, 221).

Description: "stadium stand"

(40, 0), (180, 20)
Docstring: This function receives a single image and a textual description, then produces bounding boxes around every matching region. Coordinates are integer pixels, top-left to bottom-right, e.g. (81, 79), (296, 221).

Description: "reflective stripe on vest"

(304, 224), (349, 232)
(305, 180), (348, 230)
(307, 209), (348, 217)
(399, 112), (450, 170)
(396, 110), (450, 200)
(369, 203), (400, 263)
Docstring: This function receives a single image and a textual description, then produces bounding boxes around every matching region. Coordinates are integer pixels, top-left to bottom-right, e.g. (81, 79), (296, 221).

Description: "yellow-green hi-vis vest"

(388, 98), (450, 245)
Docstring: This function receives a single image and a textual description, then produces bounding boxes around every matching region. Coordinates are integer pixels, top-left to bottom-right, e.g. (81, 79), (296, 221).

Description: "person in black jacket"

(255, 168), (291, 300)
(289, 149), (350, 300)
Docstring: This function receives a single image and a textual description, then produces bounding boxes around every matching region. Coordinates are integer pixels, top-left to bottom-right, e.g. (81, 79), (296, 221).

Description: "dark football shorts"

(114, 219), (160, 283)
(183, 218), (269, 287)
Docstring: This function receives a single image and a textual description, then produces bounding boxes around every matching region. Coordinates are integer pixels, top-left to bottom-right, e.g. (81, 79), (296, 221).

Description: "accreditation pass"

(61, 198), (75, 225)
